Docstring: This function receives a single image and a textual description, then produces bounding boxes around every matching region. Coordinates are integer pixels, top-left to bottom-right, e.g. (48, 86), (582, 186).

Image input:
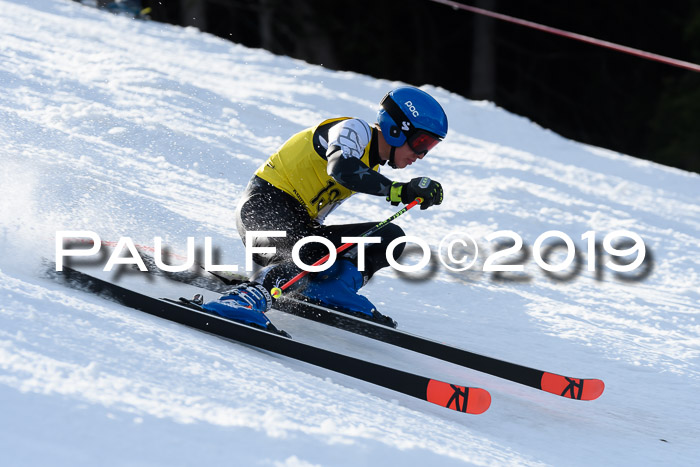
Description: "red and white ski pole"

(270, 198), (423, 299)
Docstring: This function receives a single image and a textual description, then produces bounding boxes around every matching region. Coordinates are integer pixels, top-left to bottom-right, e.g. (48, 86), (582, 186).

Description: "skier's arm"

(325, 118), (443, 209)
(325, 119), (392, 196)
(329, 154), (443, 210)
(327, 147), (392, 196)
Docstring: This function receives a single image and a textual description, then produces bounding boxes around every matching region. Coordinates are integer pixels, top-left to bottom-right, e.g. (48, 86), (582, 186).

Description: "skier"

(207, 86), (448, 328)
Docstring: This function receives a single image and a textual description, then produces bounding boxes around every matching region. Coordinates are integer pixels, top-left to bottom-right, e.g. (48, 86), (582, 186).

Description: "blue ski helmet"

(377, 86), (448, 153)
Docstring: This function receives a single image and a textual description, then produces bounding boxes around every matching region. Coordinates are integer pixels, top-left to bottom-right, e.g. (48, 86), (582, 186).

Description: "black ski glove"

(386, 177), (443, 210)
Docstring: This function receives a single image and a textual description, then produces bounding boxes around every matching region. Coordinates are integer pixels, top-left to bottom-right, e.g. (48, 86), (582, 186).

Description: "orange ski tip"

(541, 372), (605, 401)
(426, 379), (491, 414)
(584, 379), (605, 400)
(467, 387), (492, 415)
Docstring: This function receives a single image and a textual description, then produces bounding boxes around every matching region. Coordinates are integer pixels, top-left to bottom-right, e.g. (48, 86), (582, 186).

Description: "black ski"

(149, 265), (604, 401)
(56, 267), (491, 414)
(272, 296), (605, 401)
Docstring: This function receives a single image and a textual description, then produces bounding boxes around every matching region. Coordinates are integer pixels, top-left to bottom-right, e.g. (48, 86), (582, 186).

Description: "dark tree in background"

(144, 0), (700, 173)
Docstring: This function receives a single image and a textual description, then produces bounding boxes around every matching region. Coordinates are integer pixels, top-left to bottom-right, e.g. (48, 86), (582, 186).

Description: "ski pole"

(270, 198), (423, 299)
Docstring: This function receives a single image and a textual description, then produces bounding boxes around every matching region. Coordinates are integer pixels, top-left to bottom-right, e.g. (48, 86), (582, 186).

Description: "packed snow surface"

(1, 0), (699, 465)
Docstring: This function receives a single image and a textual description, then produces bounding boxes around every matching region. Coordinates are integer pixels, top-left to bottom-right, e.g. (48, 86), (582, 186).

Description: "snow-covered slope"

(1, 0), (699, 465)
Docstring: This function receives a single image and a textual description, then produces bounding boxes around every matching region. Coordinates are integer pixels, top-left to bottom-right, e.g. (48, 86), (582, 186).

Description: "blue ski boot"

(300, 260), (397, 328)
(201, 282), (290, 337)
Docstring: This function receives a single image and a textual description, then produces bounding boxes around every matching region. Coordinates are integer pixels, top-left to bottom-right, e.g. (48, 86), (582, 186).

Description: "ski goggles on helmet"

(406, 130), (442, 155)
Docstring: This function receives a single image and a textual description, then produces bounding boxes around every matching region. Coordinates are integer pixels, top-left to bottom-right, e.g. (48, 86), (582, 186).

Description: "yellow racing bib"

(255, 118), (379, 219)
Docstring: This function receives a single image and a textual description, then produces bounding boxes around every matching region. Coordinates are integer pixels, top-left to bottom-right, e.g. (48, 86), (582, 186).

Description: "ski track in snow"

(1, 0), (699, 465)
